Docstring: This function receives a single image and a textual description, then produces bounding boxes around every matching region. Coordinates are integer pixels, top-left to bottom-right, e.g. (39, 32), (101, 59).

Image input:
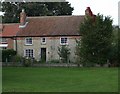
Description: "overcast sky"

(67, 0), (119, 25)
(0, 0), (119, 25)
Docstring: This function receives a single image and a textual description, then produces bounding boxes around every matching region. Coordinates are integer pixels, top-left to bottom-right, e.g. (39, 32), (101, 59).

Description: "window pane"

(65, 38), (67, 43)
(25, 49), (33, 57)
(41, 38), (46, 44)
(42, 38), (45, 42)
(61, 38), (67, 44)
(1, 38), (7, 43)
(61, 38), (64, 43)
(25, 38), (32, 45)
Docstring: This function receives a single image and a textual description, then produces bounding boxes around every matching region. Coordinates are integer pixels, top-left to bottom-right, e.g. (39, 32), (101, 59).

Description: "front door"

(41, 48), (46, 62)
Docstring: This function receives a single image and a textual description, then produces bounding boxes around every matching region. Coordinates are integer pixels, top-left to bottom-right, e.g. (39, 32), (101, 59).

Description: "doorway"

(41, 48), (46, 62)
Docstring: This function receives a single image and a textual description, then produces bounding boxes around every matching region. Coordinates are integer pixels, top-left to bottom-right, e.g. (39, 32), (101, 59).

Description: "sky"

(66, 0), (119, 25)
(0, 0), (119, 25)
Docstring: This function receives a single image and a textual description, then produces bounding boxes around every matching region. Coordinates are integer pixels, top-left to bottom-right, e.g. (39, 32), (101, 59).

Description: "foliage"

(118, 28), (120, 64)
(12, 55), (22, 63)
(2, 2), (74, 23)
(10, 55), (23, 66)
(48, 59), (60, 63)
(2, 54), (39, 66)
(22, 57), (32, 67)
(76, 14), (113, 66)
(32, 59), (39, 64)
(2, 49), (16, 62)
(58, 45), (70, 63)
(109, 26), (119, 66)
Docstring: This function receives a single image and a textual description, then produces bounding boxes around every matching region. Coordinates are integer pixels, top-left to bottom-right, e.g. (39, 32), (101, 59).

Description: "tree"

(118, 28), (120, 65)
(109, 26), (119, 66)
(76, 14), (113, 66)
(58, 45), (70, 63)
(2, 2), (74, 23)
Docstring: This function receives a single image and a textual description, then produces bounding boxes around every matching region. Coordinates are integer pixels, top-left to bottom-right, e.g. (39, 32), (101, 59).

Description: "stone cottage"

(1, 7), (95, 62)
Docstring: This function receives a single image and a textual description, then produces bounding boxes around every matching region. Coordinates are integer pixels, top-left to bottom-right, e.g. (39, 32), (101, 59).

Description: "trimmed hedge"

(2, 49), (16, 62)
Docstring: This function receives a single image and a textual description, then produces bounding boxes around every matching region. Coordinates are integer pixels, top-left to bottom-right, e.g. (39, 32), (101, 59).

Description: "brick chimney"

(20, 9), (26, 25)
(85, 7), (96, 21)
(85, 7), (93, 17)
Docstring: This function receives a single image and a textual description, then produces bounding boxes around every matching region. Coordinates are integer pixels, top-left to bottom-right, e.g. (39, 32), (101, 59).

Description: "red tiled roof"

(17, 16), (85, 37)
(0, 23), (19, 37)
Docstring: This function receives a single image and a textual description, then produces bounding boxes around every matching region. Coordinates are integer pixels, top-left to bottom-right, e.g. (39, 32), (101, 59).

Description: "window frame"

(41, 37), (46, 44)
(24, 49), (34, 58)
(1, 38), (7, 43)
(60, 37), (68, 45)
(25, 37), (33, 45)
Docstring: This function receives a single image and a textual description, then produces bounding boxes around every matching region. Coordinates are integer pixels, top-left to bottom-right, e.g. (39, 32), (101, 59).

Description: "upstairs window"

(60, 37), (68, 45)
(25, 37), (32, 45)
(1, 38), (7, 43)
(41, 37), (46, 44)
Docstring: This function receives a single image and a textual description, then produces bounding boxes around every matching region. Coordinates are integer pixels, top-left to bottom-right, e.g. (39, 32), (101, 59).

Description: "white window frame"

(60, 37), (68, 45)
(2, 47), (7, 49)
(41, 37), (46, 44)
(1, 38), (7, 43)
(24, 49), (34, 58)
(25, 37), (33, 45)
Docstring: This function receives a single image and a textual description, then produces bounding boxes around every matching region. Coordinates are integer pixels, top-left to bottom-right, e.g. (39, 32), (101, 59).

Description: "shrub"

(23, 57), (32, 67)
(2, 49), (16, 62)
(22, 57), (39, 67)
(12, 55), (22, 63)
(48, 60), (59, 63)
(32, 59), (39, 64)
(58, 45), (71, 63)
(11, 55), (23, 66)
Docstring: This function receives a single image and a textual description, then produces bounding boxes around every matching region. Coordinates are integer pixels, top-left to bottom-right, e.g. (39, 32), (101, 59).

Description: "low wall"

(2, 62), (79, 67)
(33, 63), (78, 67)
(2, 62), (111, 67)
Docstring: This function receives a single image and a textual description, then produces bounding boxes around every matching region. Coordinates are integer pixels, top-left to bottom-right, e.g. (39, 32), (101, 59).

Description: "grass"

(2, 67), (118, 92)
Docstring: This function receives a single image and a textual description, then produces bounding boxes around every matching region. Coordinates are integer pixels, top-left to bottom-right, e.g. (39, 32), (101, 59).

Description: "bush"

(32, 59), (39, 64)
(58, 45), (71, 63)
(2, 49), (16, 62)
(48, 60), (59, 63)
(10, 55), (23, 66)
(22, 57), (32, 67)
(12, 55), (22, 63)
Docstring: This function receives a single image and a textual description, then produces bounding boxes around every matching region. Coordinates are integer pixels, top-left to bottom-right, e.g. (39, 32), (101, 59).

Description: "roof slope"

(0, 23), (19, 37)
(17, 16), (84, 37)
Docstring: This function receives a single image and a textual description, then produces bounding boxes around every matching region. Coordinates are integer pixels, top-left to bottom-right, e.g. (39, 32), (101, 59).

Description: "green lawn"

(2, 67), (118, 92)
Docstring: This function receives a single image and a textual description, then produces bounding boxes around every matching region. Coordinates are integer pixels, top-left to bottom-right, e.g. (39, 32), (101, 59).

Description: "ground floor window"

(24, 49), (34, 57)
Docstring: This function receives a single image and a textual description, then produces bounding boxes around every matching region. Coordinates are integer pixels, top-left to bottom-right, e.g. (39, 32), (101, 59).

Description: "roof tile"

(17, 16), (84, 37)
(0, 24), (19, 37)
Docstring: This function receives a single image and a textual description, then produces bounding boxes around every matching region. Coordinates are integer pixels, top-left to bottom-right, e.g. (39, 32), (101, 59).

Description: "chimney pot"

(22, 9), (25, 13)
(20, 9), (26, 25)
(85, 7), (93, 16)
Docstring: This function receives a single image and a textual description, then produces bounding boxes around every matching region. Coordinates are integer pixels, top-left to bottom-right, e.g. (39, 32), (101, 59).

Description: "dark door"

(41, 48), (46, 62)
